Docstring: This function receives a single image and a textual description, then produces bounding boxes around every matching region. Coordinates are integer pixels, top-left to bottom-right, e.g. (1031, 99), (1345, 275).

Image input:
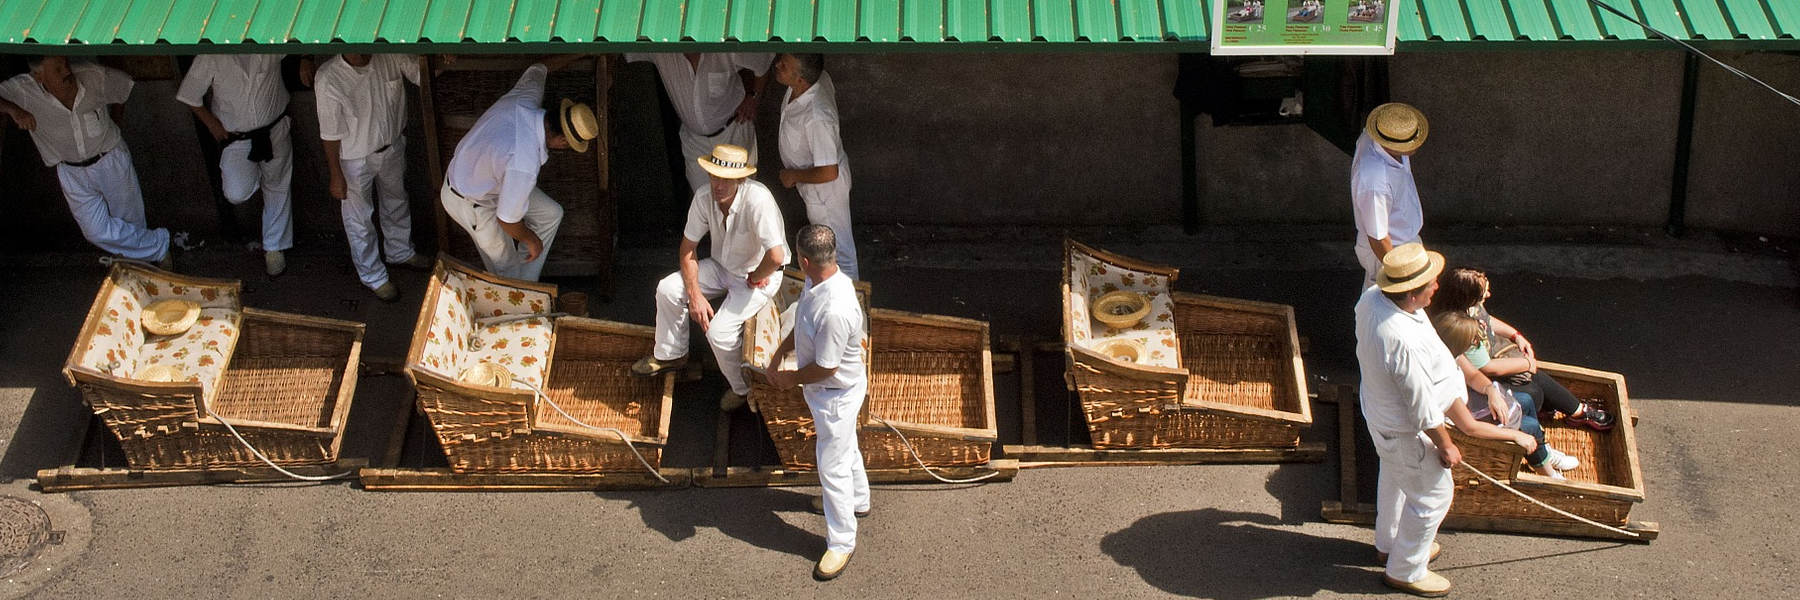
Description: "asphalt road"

(0, 232), (1795, 599)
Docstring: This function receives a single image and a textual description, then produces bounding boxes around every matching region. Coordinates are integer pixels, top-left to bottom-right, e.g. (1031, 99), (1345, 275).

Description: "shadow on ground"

(599, 487), (823, 559)
(1101, 508), (1381, 599)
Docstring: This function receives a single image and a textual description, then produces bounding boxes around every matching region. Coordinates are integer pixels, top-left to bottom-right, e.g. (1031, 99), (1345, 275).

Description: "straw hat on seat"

(135, 364), (186, 383)
(142, 299), (201, 336)
(459, 362), (514, 388)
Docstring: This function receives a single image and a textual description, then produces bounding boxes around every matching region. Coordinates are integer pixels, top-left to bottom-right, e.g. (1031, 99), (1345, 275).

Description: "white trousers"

(219, 117), (294, 252)
(1369, 426), (1454, 583)
(678, 120), (757, 193)
(1355, 241), (1380, 289)
(338, 138), (418, 289)
(802, 194), (859, 280)
(56, 144), (170, 261)
(440, 182), (562, 282)
(651, 257), (774, 395)
(808, 381), (869, 554)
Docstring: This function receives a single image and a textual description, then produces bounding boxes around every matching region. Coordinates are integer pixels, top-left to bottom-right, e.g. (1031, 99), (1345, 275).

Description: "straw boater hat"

(135, 364), (185, 383)
(1365, 103), (1428, 153)
(459, 362), (514, 388)
(141, 299), (201, 336)
(697, 144), (757, 180)
(559, 99), (600, 153)
(1377, 242), (1446, 293)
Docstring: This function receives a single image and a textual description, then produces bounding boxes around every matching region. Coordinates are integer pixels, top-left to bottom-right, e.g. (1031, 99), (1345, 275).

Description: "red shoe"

(1564, 403), (1615, 431)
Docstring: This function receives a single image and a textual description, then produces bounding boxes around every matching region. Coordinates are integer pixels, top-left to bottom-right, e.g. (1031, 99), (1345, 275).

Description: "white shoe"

(1543, 446), (1580, 472)
(265, 250), (287, 277)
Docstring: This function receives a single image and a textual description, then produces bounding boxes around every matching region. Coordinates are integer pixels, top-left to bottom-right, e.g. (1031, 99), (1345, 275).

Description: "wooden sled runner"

(44, 263), (364, 491)
(1322, 364), (1657, 542)
(1016, 240), (1319, 466)
(700, 271), (1015, 487)
(363, 256), (686, 491)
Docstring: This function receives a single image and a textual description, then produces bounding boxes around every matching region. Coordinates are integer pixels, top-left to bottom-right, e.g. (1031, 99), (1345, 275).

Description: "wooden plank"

(358, 467), (691, 491)
(1017, 338), (1036, 445)
(379, 389), (417, 468)
(1003, 442), (1325, 466)
(36, 459), (370, 492)
(691, 460), (1019, 487)
(419, 56), (449, 255)
(991, 353), (1016, 374)
(1321, 501), (1659, 543)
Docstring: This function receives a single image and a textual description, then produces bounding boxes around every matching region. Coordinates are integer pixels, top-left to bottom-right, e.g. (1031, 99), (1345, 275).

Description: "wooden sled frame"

(1319, 372), (1659, 543)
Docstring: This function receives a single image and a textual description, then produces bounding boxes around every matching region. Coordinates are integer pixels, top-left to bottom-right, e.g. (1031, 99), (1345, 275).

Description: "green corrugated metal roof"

(0, 0), (1794, 52)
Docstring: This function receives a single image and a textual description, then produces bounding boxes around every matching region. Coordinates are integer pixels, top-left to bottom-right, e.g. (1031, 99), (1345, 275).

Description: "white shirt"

(315, 54), (420, 160)
(682, 179), (788, 276)
(795, 271), (866, 392)
(176, 54), (289, 132)
(1354, 285), (1463, 439)
(778, 73), (852, 207)
(626, 53), (772, 135)
(445, 64), (550, 224)
(1350, 132), (1422, 246)
(0, 63), (132, 166)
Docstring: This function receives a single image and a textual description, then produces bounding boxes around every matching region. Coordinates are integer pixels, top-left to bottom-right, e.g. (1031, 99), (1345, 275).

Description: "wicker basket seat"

(1063, 240), (1312, 449)
(62, 263), (363, 470)
(743, 271), (997, 470)
(1446, 363), (1646, 527)
(406, 256), (672, 474)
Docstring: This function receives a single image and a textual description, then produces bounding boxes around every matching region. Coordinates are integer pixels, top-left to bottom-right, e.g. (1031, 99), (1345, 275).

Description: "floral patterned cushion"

(466, 316), (553, 389)
(418, 278), (473, 375)
(135, 309), (242, 402)
(1069, 252), (1181, 369)
(463, 275), (551, 319)
(75, 267), (242, 377)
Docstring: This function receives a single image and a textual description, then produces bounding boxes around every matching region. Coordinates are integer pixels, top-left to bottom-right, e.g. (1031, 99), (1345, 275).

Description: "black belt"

(697, 117), (736, 138)
(373, 142), (392, 155)
(225, 114), (289, 162)
(62, 150), (107, 168)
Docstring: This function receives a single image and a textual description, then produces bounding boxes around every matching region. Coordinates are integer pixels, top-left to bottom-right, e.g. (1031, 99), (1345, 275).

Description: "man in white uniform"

(768, 224), (869, 581)
(0, 57), (171, 268)
(1355, 242), (1532, 597)
(441, 55), (597, 282)
(632, 144), (788, 411)
(625, 53), (773, 194)
(177, 54), (307, 276)
(1351, 102), (1427, 288)
(315, 53), (430, 301)
(773, 53), (858, 280)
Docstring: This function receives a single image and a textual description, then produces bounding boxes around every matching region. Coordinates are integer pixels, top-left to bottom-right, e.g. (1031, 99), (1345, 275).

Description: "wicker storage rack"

(1063, 240), (1312, 449)
(1446, 363), (1647, 527)
(62, 263), (363, 470)
(743, 272), (998, 470)
(405, 256), (673, 474)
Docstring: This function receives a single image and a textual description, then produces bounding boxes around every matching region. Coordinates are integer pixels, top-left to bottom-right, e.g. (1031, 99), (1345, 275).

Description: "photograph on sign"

(1211, 0), (1399, 55)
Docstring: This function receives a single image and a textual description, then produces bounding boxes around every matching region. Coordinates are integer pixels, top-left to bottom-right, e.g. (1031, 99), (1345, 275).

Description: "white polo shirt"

(445, 64), (550, 224)
(0, 63), (132, 166)
(625, 53), (772, 135)
(1354, 285), (1463, 439)
(795, 271), (866, 392)
(778, 72), (852, 207)
(176, 54), (288, 132)
(1350, 131), (1422, 246)
(682, 178), (788, 276)
(315, 54), (420, 160)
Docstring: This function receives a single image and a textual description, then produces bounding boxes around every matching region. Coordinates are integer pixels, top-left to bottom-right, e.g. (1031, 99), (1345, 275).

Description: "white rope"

(1457, 460), (1640, 538)
(870, 415), (998, 484)
(204, 405), (357, 482)
(1588, 0), (1800, 108)
(512, 380), (671, 484)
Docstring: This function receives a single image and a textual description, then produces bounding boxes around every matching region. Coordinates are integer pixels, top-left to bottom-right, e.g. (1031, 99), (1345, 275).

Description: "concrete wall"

(3, 50), (1795, 257)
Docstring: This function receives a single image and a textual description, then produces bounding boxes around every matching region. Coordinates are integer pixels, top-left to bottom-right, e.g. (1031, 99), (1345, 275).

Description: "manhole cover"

(0, 495), (56, 578)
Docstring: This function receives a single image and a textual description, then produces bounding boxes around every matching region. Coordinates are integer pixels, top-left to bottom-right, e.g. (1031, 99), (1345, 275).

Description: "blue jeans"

(1514, 391), (1550, 466)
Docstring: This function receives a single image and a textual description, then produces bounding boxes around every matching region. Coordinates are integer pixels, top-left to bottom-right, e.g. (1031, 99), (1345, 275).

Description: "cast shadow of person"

(1100, 508), (1381, 599)
(598, 487), (823, 559)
